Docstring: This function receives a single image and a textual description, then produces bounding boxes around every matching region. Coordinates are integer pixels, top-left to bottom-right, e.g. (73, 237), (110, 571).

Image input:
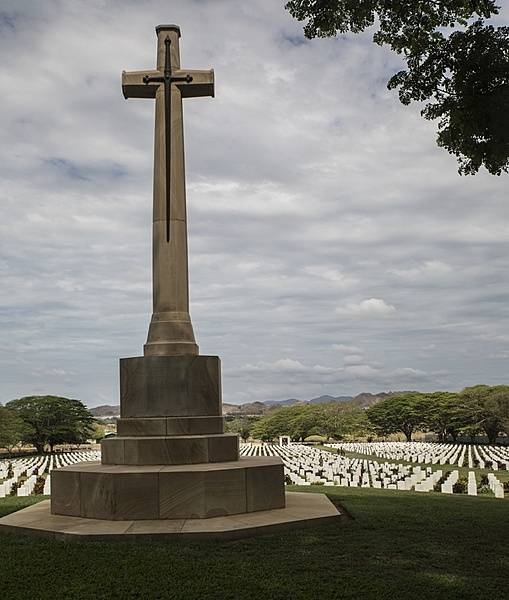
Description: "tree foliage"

(0, 405), (33, 455)
(286, 1), (509, 175)
(366, 392), (427, 441)
(5, 396), (95, 453)
(245, 385), (509, 444)
(251, 402), (369, 442)
(225, 417), (256, 441)
(421, 391), (479, 442)
(460, 384), (509, 442)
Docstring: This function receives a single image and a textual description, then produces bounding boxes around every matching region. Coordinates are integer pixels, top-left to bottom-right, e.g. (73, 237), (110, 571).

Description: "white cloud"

(389, 260), (452, 281)
(343, 354), (364, 365)
(304, 265), (357, 287)
(336, 298), (396, 317)
(333, 344), (362, 353)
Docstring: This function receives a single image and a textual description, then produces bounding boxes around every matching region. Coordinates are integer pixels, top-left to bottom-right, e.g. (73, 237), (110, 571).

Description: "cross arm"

(176, 69), (215, 98)
(122, 70), (160, 99)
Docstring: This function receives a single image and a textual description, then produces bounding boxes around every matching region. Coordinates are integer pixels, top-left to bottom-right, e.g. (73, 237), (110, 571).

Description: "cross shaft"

(122, 25), (214, 357)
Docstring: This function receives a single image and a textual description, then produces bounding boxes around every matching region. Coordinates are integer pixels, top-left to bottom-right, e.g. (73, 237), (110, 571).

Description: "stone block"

(113, 472), (159, 520)
(123, 436), (208, 465)
(80, 472), (115, 520)
(208, 434), (239, 462)
(120, 355), (221, 418)
(166, 416), (224, 436)
(116, 418), (166, 437)
(101, 434), (238, 466)
(246, 462), (286, 512)
(159, 471), (205, 518)
(204, 467), (246, 517)
(101, 438), (125, 464)
(50, 470), (81, 517)
(116, 416), (225, 437)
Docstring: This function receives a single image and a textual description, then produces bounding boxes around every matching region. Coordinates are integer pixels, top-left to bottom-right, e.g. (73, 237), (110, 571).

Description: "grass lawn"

(0, 487), (507, 600)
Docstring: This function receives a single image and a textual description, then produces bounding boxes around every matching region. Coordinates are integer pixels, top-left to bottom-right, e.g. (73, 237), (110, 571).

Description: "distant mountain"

(90, 405), (120, 417)
(264, 398), (302, 407)
(350, 391), (404, 408)
(223, 401), (267, 415)
(308, 395), (353, 404)
(88, 391), (401, 419)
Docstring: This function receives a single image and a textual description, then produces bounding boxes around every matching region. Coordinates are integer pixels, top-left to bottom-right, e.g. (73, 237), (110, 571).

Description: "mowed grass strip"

(0, 487), (507, 600)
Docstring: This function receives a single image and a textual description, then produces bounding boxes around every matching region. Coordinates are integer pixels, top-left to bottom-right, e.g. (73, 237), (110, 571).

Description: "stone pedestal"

(51, 355), (287, 523)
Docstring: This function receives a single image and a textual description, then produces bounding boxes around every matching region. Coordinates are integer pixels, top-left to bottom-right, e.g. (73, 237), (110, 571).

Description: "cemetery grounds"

(0, 442), (508, 600)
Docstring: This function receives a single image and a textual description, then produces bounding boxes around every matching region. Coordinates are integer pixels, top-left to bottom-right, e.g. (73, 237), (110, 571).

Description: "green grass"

(0, 495), (48, 517)
(1, 488), (508, 600)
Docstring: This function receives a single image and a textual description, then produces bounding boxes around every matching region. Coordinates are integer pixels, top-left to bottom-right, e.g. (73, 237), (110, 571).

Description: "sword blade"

(165, 76), (171, 243)
(164, 37), (172, 243)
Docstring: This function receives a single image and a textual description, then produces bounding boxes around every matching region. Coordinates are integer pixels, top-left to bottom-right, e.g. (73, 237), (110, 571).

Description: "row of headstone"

(0, 451), (100, 497)
(487, 473), (504, 498)
(240, 443), (506, 499)
(325, 441), (509, 470)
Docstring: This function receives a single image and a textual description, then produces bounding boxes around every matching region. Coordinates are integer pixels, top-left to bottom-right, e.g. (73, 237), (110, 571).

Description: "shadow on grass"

(0, 487), (507, 600)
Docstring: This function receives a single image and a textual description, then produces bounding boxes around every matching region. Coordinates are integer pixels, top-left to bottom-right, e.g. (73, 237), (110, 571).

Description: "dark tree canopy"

(286, 1), (509, 175)
(6, 395), (95, 453)
(366, 392), (427, 441)
(0, 405), (33, 454)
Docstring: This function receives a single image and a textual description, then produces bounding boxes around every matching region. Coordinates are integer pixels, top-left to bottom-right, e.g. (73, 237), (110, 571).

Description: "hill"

(90, 405), (120, 417)
(89, 391), (401, 418)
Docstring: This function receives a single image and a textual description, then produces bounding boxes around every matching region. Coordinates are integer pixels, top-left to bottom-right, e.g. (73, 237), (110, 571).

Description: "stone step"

(51, 456), (285, 520)
(102, 433), (239, 465)
(117, 415), (224, 436)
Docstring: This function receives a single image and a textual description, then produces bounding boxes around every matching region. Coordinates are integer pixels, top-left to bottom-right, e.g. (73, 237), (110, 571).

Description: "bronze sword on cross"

(142, 36), (192, 242)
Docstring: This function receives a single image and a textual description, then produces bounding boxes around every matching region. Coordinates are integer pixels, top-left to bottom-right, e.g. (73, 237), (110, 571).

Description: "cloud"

(0, 0), (508, 405)
(389, 260), (452, 281)
(343, 354), (364, 365)
(333, 344), (362, 353)
(304, 265), (357, 287)
(336, 298), (396, 317)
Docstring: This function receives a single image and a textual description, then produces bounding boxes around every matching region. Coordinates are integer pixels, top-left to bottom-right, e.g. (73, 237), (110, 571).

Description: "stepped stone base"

(51, 457), (285, 520)
(0, 493), (342, 541)
(101, 433), (238, 465)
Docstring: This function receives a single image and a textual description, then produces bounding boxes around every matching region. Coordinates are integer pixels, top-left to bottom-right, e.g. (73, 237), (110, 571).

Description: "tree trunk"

(487, 430), (498, 444)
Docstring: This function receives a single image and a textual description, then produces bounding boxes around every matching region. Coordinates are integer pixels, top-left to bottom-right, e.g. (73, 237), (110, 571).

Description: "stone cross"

(122, 24), (214, 357)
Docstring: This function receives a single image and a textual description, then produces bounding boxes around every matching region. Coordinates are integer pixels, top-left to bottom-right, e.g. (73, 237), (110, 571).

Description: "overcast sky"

(1, 1), (508, 407)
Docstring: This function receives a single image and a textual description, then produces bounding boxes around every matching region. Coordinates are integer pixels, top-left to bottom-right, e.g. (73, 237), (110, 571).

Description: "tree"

(250, 404), (323, 441)
(0, 405), (33, 455)
(286, 1), (509, 175)
(6, 396), (95, 453)
(319, 402), (370, 440)
(91, 421), (107, 442)
(459, 384), (509, 442)
(366, 392), (426, 441)
(421, 391), (480, 442)
(225, 417), (254, 442)
(249, 401), (370, 442)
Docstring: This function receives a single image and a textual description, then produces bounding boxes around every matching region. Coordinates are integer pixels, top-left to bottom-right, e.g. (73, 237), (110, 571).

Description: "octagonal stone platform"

(51, 457), (285, 520)
(0, 492), (342, 542)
